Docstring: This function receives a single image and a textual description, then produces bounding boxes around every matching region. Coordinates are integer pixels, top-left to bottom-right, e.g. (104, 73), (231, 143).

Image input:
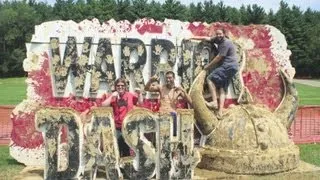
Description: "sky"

(38, 0), (320, 12)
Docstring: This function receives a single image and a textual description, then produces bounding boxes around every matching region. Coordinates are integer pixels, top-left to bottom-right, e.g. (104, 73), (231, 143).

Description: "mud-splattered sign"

(11, 19), (295, 175)
(35, 107), (199, 179)
(35, 108), (83, 179)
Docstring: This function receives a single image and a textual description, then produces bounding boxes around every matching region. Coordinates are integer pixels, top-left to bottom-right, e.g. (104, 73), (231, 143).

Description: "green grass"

(0, 146), (24, 179)
(298, 144), (320, 167)
(0, 77), (26, 105)
(295, 83), (320, 105)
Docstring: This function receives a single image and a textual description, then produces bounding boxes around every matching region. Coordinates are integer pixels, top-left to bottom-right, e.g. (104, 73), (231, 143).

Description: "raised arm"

(175, 87), (193, 107)
(183, 91), (192, 107)
(101, 91), (118, 106)
(134, 88), (144, 105)
(144, 76), (161, 92)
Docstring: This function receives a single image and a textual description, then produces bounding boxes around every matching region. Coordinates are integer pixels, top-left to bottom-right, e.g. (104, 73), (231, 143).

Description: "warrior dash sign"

(11, 18), (295, 178)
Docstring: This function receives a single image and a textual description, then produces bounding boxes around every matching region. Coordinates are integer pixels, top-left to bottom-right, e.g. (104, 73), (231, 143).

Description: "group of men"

(99, 71), (192, 156)
(82, 28), (238, 156)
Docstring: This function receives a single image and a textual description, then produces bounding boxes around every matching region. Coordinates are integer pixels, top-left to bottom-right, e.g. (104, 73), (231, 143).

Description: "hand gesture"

(134, 88), (141, 94)
(175, 87), (186, 98)
(150, 75), (159, 82)
(112, 91), (119, 97)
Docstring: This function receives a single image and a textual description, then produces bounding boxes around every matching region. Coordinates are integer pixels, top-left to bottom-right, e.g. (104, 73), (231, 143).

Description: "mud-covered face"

(116, 82), (126, 95)
(215, 29), (225, 44)
(165, 73), (175, 88)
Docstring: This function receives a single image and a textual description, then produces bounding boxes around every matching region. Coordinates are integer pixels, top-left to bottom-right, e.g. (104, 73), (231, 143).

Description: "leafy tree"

(88, 0), (117, 22)
(116, 0), (134, 21)
(0, 0), (319, 77)
(266, 10), (276, 25)
(246, 4), (266, 24)
(239, 5), (249, 25)
(131, 0), (149, 20)
(303, 8), (320, 77)
(215, 1), (228, 22)
(271, 2), (310, 76)
(29, 1), (56, 21)
(225, 7), (241, 24)
(162, 0), (188, 21)
(0, 1), (40, 77)
(202, 0), (216, 23)
(53, 0), (76, 20)
(188, 2), (204, 22)
(147, 0), (163, 20)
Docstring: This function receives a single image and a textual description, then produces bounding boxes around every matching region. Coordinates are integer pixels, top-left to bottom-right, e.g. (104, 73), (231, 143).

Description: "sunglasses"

(116, 84), (125, 87)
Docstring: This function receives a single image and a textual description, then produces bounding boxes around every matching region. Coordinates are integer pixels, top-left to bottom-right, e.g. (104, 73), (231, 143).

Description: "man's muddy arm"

(145, 77), (161, 92)
(204, 55), (223, 70)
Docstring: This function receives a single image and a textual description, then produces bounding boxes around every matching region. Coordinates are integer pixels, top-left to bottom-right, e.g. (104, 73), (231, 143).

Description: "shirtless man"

(145, 71), (192, 135)
(145, 71), (192, 112)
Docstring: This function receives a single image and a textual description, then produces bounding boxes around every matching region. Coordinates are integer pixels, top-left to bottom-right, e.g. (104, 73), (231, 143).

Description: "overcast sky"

(38, 0), (320, 12)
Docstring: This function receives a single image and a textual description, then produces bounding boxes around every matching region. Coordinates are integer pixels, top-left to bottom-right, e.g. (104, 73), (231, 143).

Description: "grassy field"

(0, 78), (26, 105)
(299, 144), (320, 166)
(0, 146), (24, 179)
(295, 83), (320, 105)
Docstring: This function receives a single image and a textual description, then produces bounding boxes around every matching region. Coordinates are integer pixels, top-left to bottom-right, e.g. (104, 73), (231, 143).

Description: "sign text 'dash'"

(35, 107), (200, 179)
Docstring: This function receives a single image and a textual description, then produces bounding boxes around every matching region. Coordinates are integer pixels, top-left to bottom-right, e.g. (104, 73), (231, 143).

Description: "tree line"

(0, 0), (319, 77)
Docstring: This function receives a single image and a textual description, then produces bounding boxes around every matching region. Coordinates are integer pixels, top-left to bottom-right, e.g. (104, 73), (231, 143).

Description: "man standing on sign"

(202, 29), (239, 118)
